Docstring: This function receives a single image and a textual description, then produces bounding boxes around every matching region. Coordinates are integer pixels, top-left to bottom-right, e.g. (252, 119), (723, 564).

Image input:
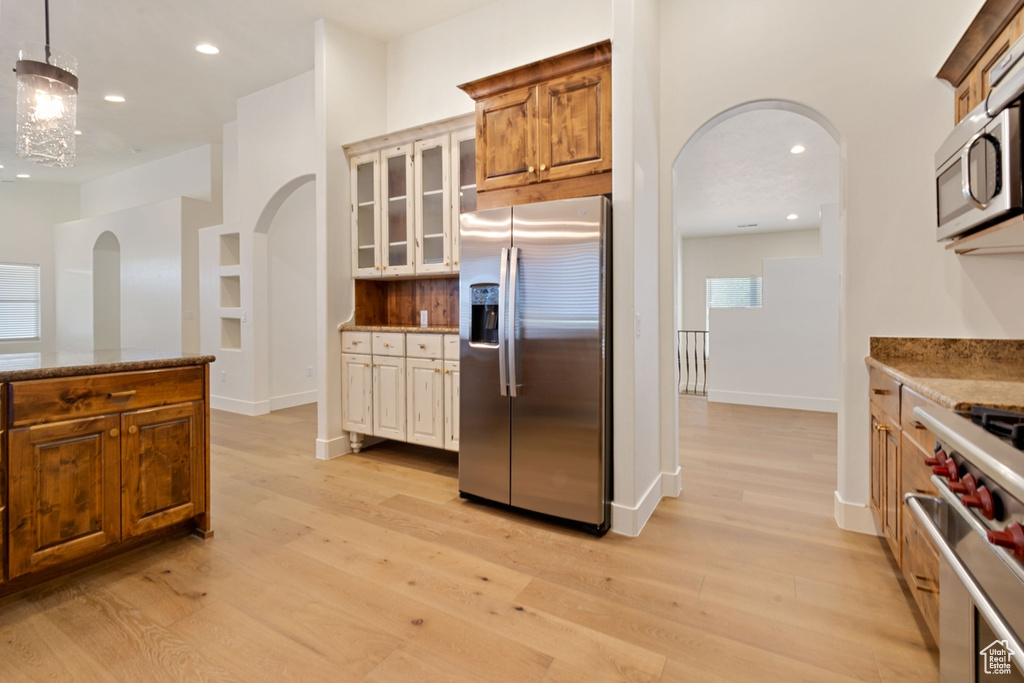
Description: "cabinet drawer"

(341, 331), (371, 354)
(10, 366), (205, 427)
(901, 432), (939, 497)
(901, 508), (940, 642)
(406, 333), (443, 359)
(868, 366), (900, 420)
(900, 386), (937, 454)
(444, 334), (460, 360)
(372, 332), (405, 357)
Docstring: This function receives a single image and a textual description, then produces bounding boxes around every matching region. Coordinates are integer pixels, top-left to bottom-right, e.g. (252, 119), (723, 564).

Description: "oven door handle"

(905, 493), (1024, 659)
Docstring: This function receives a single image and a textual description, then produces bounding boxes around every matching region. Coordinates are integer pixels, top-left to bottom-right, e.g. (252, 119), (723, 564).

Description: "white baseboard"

(833, 490), (880, 535)
(316, 435), (349, 460)
(210, 395), (271, 416)
(707, 389), (838, 413)
(269, 390), (317, 412)
(611, 468), (683, 537)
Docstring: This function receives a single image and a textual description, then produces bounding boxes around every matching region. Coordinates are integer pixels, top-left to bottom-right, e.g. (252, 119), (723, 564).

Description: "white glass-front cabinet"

(414, 135), (452, 274)
(382, 144), (416, 277)
(351, 153), (381, 277)
(348, 118), (474, 278)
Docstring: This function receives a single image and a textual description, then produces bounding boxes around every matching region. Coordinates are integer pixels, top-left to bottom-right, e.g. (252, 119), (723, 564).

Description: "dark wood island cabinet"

(0, 350), (214, 597)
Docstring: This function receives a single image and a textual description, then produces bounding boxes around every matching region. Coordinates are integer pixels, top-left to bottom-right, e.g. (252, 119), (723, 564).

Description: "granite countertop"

(0, 349), (216, 382)
(866, 337), (1024, 411)
(339, 324), (459, 334)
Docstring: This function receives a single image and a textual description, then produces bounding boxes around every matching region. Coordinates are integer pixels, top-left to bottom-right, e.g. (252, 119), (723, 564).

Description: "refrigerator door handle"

(508, 246), (520, 398)
(498, 247), (509, 397)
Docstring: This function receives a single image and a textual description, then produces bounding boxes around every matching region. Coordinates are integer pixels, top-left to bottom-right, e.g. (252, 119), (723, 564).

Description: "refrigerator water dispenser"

(470, 284), (499, 346)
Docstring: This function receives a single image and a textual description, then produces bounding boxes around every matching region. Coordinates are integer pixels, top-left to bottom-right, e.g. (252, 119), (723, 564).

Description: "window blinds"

(706, 276), (762, 331)
(0, 263), (41, 341)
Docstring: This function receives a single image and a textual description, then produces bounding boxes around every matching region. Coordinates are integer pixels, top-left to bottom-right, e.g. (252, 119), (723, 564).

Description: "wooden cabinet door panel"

(341, 353), (373, 434)
(121, 402), (202, 538)
(538, 63), (611, 182)
(883, 424), (901, 566)
(373, 357), (406, 440)
(8, 415), (121, 578)
(869, 408), (883, 526)
(406, 358), (444, 448)
(476, 86), (538, 192)
(444, 361), (460, 452)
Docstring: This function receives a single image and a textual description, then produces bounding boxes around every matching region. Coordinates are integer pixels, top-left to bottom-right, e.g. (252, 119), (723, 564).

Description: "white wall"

(386, 0), (612, 130)
(708, 206), (839, 412)
(658, 0), (1024, 533)
(610, 0), (672, 535)
(55, 197), (214, 353)
(0, 183), (79, 355)
(314, 19), (388, 459)
(268, 179), (317, 409)
(680, 228), (821, 330)
(80, 144), (222, 219)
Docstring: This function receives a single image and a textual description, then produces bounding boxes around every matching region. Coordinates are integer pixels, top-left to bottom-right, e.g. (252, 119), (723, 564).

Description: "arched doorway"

(93, 231), (121, 351)
(672, 100), (841, 411)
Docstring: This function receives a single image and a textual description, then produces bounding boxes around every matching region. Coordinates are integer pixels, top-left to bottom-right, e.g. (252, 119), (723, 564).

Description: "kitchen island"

(0, 349), (214, 598)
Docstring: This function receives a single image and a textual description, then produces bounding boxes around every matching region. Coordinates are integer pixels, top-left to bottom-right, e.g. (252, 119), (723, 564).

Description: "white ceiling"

(0, 0), (502, 185)
(674, 108), (840, 238)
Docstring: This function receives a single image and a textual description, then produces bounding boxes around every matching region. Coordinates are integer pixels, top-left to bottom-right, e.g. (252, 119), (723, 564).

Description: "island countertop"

(0, 349), (216, 382)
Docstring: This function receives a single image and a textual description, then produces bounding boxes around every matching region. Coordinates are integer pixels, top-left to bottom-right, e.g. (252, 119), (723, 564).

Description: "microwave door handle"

(498, 247), (509, 397)
(960, 131), (989, 210)
(905, 493), (1024, 660)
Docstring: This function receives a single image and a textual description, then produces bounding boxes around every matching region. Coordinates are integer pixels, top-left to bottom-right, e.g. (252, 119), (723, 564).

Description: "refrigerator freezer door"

(458, 207), (513, 504)
(509, 196), (608, 525)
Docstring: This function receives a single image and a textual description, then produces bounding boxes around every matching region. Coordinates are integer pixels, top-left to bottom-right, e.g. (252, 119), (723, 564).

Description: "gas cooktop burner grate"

(970, 405), (1024, 450)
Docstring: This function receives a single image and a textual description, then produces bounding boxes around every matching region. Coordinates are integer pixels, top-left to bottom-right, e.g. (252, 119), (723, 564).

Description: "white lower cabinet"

(406, 358), (444, 448)
(342, 331), (459, 453)
(444, 360), (459, 452)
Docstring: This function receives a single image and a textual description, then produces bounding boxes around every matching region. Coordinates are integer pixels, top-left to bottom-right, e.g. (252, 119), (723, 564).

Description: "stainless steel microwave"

(935, 103), (1022, 241)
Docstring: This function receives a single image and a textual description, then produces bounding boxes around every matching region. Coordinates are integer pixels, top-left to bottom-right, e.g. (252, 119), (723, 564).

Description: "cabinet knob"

(110, 428), (119, 437)
(128, 425), (138, 435)
(364, 363), (369, 367)
(435, 368), (440, 373)
(528, 165), (535, 173)
(419, 344), (426, 349)
(444, 369), (450, 374)
(874, 424), (888, 432)
(540, 164), (546, 171)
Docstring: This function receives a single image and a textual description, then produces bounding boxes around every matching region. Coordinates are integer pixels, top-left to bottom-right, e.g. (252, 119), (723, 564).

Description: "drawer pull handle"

(110, 428), (119, 438)
(875, 424), (889, 432)
(909, 420), (925, 430)
(872, 388), (889, 395)
(128, 425), (138, 435)
(108, 390), (137, 399)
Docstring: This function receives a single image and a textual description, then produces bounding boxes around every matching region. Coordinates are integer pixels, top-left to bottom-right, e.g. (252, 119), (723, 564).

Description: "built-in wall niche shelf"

(221, 317), (242, 351)
(949, 213), (1024, 255)
(219, 233), (240, 267)
(219, 275), (241, 308)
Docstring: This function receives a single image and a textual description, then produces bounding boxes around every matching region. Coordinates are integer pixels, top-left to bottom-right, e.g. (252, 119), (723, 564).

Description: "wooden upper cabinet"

(939, 0), (1024, 122)
(460, 40), (611, 208)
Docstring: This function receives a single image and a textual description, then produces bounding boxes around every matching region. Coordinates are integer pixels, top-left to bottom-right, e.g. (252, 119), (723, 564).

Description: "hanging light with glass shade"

(15, 0), (78, 168)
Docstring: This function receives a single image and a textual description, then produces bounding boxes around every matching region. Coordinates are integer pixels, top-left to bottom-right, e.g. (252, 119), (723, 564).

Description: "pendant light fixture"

(15, 0), (78, 168)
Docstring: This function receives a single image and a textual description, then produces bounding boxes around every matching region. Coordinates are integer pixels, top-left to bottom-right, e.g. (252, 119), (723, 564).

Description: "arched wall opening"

(93, 231), (121, 351)
(672, 100), (842, 412)
(254, 174), (318, 411)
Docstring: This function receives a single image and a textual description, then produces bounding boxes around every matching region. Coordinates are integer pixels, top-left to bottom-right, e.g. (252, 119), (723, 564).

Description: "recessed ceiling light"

(196, 44), (220, 55)
(790, 145), (806, 154)
(0, 164), (4, 169)
(787, 213), (798, 220)
(17, 173), (30, 179)
(104, 95), (126, 103)
(74, 130), (82, 135)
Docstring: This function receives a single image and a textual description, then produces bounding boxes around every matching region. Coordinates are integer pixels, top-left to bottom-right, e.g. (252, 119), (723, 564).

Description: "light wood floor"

(0, 397), (938, 682)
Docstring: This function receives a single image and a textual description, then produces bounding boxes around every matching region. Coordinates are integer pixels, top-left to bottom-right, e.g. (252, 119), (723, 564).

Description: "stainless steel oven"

(907, 406), (1024, 682)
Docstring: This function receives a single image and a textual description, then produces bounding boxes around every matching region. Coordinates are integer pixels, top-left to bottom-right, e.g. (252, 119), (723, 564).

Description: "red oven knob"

(924, 450), (945, 466)
(987, 523), (1024, 562)
(932, 457), (960, 482)
(948, 473), (978, 495)
(960, 486), (996, 520)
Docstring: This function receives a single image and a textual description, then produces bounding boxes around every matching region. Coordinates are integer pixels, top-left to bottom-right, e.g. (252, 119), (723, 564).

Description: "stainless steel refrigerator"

(458, 195), (610, 534)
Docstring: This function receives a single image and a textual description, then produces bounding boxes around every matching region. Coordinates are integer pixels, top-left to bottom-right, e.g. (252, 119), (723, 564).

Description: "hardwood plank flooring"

(0, 397), (938, 682)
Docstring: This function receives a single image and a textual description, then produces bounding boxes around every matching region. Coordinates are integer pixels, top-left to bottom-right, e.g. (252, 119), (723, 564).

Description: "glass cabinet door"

(450, 127), (477, 272)
(414, 134), (451, 274)
(350, 152), (380, 277)
(382, 144), (416, 276)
